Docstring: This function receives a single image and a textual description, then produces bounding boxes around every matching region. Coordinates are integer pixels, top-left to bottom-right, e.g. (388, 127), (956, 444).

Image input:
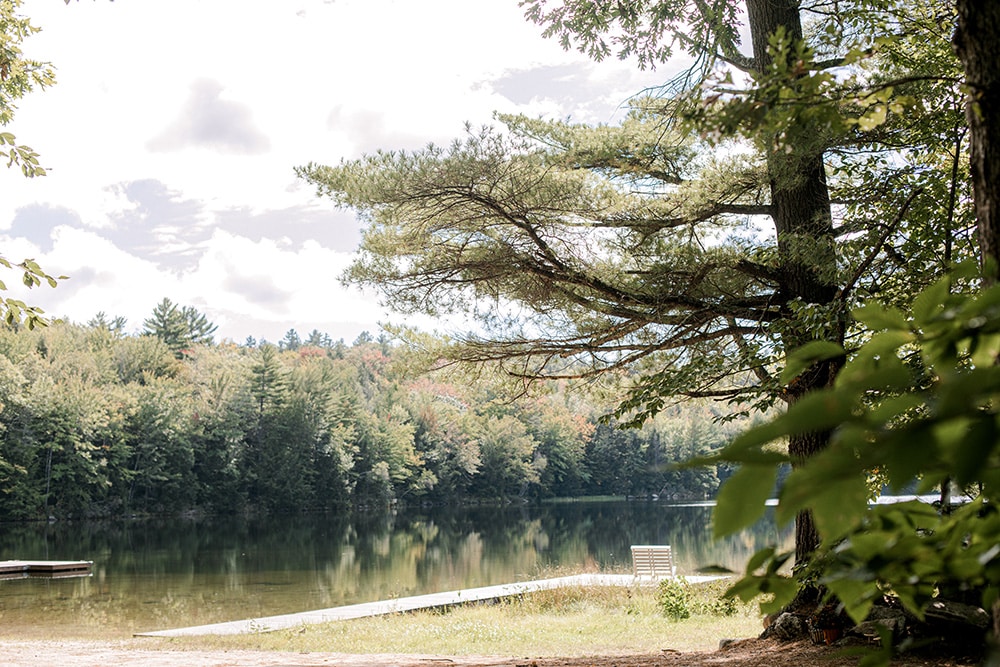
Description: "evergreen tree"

(87, 312), (127, 336)
(305, 329), (332, 348)
(242, 343), (291, 506)
(142, 298), (216, 358)
(143, 298), (187, 355)
(180, 305), (217, 345)
(280, 328), (302, 351)
(297, 0), (968, 574)
(249, 343), (287, 418)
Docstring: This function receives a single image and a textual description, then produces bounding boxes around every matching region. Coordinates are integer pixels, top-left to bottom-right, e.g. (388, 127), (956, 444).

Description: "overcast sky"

(6, 0), (671, 344)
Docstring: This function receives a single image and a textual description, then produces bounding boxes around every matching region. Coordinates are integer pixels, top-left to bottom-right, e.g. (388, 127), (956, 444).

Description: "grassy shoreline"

(161, 579), (763, 657)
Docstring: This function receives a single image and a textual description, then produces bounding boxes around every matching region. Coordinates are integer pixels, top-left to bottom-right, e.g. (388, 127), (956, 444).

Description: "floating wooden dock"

(0, 560), (92, 579)
(136, 572), (725, 638)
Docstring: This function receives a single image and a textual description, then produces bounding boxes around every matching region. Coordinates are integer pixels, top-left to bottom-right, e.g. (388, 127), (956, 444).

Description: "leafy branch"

(0, 256), (67, 329)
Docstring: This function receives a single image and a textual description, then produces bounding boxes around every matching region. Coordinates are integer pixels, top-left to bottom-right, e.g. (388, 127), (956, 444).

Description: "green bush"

(656, 578), (692, 620)
(694, 592), (737, 617)
(656, 578), (739, 620)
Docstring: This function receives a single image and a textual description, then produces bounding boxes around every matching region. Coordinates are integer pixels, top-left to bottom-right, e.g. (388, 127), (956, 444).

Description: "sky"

(5, 0), (672, 345)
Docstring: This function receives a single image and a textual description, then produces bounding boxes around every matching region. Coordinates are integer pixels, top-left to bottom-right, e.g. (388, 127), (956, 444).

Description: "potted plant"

(808, 603), (847, 645)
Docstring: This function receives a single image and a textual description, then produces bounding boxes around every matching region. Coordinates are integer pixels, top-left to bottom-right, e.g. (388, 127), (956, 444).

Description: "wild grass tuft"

(168, 580), (762, 657)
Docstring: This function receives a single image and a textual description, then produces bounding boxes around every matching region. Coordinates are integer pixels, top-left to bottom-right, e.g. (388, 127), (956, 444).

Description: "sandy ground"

(0, 638), (979, 667)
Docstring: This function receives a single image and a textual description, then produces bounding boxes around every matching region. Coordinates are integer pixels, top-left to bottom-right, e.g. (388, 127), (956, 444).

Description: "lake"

(0, 500), (791, 638)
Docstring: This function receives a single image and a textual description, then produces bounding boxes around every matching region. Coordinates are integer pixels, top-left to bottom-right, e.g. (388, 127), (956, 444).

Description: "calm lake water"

(0, 501), (791, 638)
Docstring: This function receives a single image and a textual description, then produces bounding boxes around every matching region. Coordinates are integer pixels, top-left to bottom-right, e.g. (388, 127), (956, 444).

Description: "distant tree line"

(0, 300), (750, 520)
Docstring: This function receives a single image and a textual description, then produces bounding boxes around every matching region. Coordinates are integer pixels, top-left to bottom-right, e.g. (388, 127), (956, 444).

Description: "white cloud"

(5, 0), (677, 344)
(1, 223), (386, 342)
(148, 79), (271, 155)
(190, 231), (389, 344)
(2, 225), (173, 331)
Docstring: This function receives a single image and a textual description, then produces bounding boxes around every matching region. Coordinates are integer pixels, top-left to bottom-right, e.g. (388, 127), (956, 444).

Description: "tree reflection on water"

(0, 501), (791, 637)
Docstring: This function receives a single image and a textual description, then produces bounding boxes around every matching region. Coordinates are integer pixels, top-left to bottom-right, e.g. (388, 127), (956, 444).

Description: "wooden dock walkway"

(0, 560), (92, 579)
(136, 572), (725, 638)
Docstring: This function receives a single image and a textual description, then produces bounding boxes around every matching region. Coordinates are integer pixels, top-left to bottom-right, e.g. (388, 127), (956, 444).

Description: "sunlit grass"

(163, 580), (763, 658)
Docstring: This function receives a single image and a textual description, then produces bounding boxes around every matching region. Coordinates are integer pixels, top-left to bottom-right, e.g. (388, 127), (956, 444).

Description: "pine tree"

(298, 0), (967, 577)
(142, 298), (216, 358)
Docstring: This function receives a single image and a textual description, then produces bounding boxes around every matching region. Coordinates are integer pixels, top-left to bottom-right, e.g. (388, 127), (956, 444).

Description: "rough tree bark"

(954, 0), (1000, 641)
(745, 0), (841, 569)
(955, 0), (1000, 281)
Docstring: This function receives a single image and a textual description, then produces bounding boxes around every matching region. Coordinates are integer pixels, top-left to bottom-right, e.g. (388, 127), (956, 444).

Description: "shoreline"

(0, 637), (975, 667)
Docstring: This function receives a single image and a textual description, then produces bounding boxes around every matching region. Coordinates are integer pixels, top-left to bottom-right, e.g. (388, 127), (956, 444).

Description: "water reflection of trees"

(0, 502), (790, 633)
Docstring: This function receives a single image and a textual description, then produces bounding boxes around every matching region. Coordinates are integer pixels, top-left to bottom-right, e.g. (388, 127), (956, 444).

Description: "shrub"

(656, 578), (739, 620)
(656, 577), (692, 620)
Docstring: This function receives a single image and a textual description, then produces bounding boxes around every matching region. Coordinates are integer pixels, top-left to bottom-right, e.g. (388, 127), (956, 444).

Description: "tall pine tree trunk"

(955, 0), (1000, 281)
(745, 0), (842, 567)
(954, 0), (1000, 640)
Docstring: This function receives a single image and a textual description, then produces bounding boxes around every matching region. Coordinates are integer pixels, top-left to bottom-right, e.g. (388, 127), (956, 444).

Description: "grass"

(162, 579), (763, 658)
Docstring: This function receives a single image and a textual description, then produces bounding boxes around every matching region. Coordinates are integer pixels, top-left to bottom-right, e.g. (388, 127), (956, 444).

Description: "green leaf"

(713, 464), (777, 538)
(840, 532), (892, 562)
(725, 574), (767, 602)
(826, 578), (877, 624)
(859, 330), (914, 359)
(837, 348), (911, 392)
(882, 430), (940, 489)
(855, 103), (888, 131)
(951, 417), (997, 487)
(745, 547), (777, 574)
(780, 340), (844, 385)
(724, 389), (856, 459)
(970, 333), (1000, 368)
(941, 368), (1000, 413)
(759, 577), (799, 614)
(865, 394), (924, 428)
(911, 277), (950, 324)
(982, 586), (1000, 611)
(717, 424), (789, 461)
(778, 446), (870, 534)
(810, 475), (870, 539)
(781, 389), (857, 434)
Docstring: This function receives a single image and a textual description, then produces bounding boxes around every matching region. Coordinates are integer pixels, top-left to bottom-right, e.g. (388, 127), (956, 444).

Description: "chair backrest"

(631, 544), (675, 579)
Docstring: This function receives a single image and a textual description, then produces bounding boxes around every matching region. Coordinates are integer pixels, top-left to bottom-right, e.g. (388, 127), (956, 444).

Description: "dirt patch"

(0, 637), (978, 667)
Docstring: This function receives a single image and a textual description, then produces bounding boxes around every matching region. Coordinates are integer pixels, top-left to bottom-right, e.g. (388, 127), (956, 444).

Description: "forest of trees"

(0, 302), (750, 520)
(5, 0), (1000, 657)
